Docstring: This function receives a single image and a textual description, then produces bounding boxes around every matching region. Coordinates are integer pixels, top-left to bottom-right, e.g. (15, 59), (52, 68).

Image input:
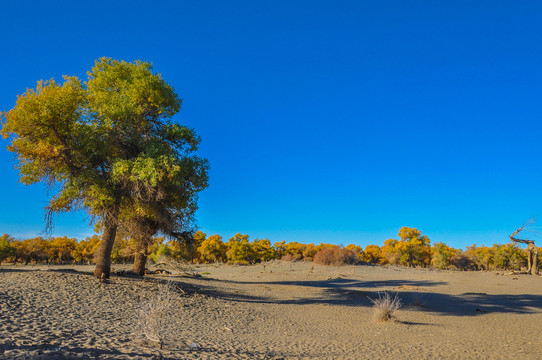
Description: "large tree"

(113, 127), (208, 275)
(1, 58), (208, 278)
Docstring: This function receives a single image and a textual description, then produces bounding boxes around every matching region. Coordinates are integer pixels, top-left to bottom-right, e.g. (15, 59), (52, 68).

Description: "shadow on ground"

(4, 265), (542, 318)
(0, 340), (290, 360)
(173, 275), (542, 317)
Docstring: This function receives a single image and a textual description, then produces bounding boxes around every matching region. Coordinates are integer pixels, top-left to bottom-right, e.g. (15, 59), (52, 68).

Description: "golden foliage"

(0, 225), (534, 272)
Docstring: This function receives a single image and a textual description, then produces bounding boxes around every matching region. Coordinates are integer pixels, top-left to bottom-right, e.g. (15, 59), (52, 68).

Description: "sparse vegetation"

(0, 234), (16, 264)
(135, 281), (178, 349)
(313, 246), (359, 265)
(1, 226), (540, 274)
(370, 292), (402, 322)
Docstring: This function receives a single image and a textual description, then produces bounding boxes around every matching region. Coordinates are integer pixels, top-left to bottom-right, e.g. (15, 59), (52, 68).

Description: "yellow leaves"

(363, 245), (383, 264)
(313, 246), (359, 265)
(302, 243), (317, 260)
(430, 242), (460, 269)
(198, 234), (227, 263)
(251, 238), (277, 262)
(345, 244), (364, 260)
(381, 227), (432, 267)
(283, 241), (306, 260)
(3, 58), (208, 240)
(33, 141), (61, 158)
(1, 75), (87, 190)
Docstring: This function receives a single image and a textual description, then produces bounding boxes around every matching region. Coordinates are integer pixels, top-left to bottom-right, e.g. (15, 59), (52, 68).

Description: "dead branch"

(508, 219), (539, 275)
(509, 219), (535, 245)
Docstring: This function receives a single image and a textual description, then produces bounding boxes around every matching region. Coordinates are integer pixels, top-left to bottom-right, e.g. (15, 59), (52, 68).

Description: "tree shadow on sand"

(180, 276), (542, 317)
(0, 343), (146, 359)
(10, 267), (542, 319)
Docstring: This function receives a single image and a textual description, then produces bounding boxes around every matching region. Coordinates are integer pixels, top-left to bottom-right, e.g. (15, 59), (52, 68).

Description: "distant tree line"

(1, 227), (540, 272)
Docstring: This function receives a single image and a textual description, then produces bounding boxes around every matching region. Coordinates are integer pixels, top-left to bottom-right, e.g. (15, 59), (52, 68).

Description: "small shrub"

(281, 254), (300, 261)
(313, 247), (358, 265)
(313, 248), (335, 265)
(450, 252), (476, 271)
(135, 281), (178, 349)
(370, 292), (401, 322)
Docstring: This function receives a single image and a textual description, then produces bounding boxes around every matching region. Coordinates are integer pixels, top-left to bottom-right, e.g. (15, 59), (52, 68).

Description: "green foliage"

(382, 227), (431, 267)
(2, 58), (209, 276)
(492, 243), (527, 270)
(1, 227), (535, 273)
(165, 231), (206, 262)
(1, 77), (87, 187)
(397, 227), (431, 267)
(431, 242), (459, 269)
(466, 245), (494, 270)
(449, 251), (477, 270)
(0, 234), (16, 263)
(149, 242), (171, 264)
(226, 233), (256, 264)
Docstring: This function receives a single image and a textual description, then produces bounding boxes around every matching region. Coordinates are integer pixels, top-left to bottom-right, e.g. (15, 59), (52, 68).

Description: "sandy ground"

(1, 261), (541, 360)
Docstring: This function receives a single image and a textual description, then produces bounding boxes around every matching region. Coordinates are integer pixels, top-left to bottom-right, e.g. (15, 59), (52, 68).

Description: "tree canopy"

(1, 58), (209, 277)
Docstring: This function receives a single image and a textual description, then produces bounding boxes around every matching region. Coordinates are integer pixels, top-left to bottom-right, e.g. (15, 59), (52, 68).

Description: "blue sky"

(1, 1), (541, 249)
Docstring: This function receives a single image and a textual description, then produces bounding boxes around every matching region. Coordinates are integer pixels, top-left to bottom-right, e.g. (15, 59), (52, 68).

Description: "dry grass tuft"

(135, 281), (178, 349)
(370, 292), (402, 322)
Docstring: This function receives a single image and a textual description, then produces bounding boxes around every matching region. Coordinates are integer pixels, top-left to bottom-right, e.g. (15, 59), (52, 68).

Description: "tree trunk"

(509, 224), (538, 275)
(133, 241), (148, 276)
(530, 244), (539, 276)
(94, 209), (119, 279)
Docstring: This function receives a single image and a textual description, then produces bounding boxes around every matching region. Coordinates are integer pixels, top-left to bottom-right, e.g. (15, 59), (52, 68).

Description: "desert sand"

(1, 261), (541, 359)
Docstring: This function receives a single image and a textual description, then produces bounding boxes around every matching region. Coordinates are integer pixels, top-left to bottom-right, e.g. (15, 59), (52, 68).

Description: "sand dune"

(1, 261), (541, 359)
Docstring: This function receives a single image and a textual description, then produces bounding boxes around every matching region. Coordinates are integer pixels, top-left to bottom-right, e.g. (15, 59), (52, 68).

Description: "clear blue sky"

(1, 1), (541, 249)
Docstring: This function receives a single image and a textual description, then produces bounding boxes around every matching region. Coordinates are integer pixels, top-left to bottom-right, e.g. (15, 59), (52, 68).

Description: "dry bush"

(313, 247), (359, 265)
(450, 252), (477, 271)
(334, 247), (360, 265)
(281, 254), (300, 261)
(156, 255), (197, 276)
(135, 281), (178, 349)
(370, 292), (402, 322)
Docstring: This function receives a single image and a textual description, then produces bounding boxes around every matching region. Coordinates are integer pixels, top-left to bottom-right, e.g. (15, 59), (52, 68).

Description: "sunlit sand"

(1, 261), (540, 359)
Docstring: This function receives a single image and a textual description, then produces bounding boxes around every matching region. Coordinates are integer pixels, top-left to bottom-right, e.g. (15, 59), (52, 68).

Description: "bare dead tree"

(509, 220), (539, 275)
